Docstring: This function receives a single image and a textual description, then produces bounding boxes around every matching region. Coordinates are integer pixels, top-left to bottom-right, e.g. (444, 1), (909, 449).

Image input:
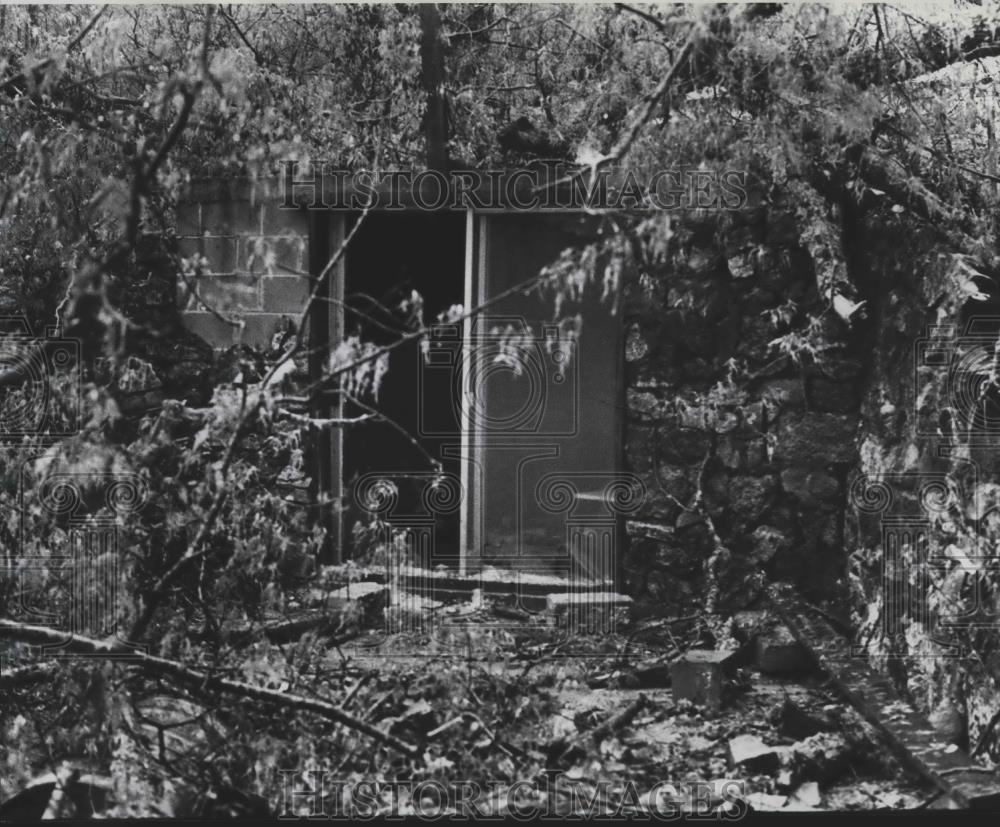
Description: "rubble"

(728, 734), (782, 773)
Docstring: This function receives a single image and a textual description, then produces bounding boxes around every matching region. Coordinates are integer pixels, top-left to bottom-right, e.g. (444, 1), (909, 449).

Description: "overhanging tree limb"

(0, 619), (420, 757)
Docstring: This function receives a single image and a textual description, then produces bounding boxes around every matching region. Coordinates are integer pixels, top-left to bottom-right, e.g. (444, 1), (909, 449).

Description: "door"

(462, 213), (624, 586)
(319, 209), (625, 587)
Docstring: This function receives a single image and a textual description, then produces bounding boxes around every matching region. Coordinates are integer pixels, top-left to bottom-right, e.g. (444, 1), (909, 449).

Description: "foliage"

(4, 0), (1000, 810)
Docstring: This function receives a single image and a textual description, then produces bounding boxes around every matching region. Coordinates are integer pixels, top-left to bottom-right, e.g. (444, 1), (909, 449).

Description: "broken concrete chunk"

(787, 732), (851, 783)
(756, 625), (811, 674)
(787, 781), (822, 810)
(746, 793), (788, 812)
(545, 591), (633, 632)
(728, 734), (781, 773)
(670, 649), (735, 710)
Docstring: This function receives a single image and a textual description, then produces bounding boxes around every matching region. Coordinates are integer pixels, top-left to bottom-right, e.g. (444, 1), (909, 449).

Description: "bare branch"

(0, 619), (420, 757)
(615, 3), (668, 33)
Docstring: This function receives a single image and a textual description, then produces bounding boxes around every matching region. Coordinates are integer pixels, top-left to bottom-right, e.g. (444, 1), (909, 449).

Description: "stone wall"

(176, 179), (311, 350)
(620, 208), (859, 615)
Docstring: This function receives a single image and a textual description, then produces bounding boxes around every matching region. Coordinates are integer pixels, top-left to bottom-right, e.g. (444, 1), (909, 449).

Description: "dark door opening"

(341, 212), (466, 562)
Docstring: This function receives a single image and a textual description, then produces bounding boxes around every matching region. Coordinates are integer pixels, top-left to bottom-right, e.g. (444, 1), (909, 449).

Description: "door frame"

(311, 208), (625, 582)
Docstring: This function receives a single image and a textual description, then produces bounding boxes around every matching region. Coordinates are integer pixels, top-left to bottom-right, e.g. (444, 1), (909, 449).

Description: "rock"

(810, 357), (863, 381)
(756, 625), (811, 674)
(716, 435), (767, 471)
(772, 412), (858, 464)
(770, 696), (836, 740)
(779, 468), (841, 506)
(729, 475), (778, 521)
(671, 649), (736, 710)
(786, 782), (822, 810)
(627, 390), (663, 420)
(787, 732), (852, 783)
(749, 525), (793, 565)
(728, 734), (781, 773)
(731, 610), (770, 642)
(727, 252), (755, 280)
(746, 793), (788, 812)
(758, 378), (805, 412)
(807, 378), (858, 413)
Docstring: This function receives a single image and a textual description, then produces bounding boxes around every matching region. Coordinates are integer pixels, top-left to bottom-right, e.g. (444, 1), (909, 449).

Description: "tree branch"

(615, 3), (668, 33)
(0, 619), (420, 757)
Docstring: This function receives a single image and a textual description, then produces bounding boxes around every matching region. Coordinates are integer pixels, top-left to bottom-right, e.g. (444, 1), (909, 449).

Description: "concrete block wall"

(176, 179), (311, 349)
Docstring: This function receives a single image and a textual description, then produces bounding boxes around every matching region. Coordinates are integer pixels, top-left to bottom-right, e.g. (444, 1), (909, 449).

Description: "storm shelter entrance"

(315, 210), (625, 584)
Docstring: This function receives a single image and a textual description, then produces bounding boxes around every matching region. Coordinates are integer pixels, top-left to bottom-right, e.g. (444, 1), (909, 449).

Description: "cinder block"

(241, 236), (307, 275)
(262, 202), (309, 236)
(262, 275), (311, 314)
(756, 625), (811, 674)
(176, 203), (201, 237)
(201, 200), (262, 236)
(670, 649), (736, 710)
(182, 274), (262, 313)
(194, 236), (239, 274)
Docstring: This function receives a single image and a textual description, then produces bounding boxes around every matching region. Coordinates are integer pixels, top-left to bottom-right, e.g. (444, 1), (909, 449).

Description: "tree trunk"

(419, 4), (448, 173)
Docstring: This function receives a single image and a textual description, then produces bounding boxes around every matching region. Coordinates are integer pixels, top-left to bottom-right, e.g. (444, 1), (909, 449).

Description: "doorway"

(340, 212), (466, 562)
(325, 209), (625, 586)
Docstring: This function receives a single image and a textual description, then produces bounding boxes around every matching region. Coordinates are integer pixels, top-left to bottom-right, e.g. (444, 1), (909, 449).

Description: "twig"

(536, 23), (699, 194)
(220, 7), (265, 66)
(341, 672), (373, 710)
(615, 3), (668, 32)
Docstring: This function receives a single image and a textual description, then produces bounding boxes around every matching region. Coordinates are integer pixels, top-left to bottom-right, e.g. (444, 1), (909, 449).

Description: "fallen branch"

(0, 619), (420, 757)
(554, 693), (650, 762)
